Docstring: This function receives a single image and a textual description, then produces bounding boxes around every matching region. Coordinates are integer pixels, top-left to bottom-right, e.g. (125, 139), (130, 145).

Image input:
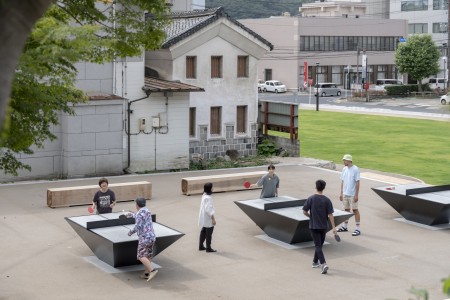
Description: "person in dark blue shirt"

(303, 179), (337, 274)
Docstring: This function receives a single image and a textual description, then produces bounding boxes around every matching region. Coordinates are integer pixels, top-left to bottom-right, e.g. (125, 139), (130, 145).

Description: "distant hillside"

(205, 0), (313, 20)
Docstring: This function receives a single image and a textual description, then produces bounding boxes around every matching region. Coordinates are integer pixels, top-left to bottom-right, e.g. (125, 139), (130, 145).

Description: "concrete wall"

(0, 100), (125, 182)
(60, 100), (124, 178)
(126, 93), (190, 172)
(75, 62), (114, 94)
(298, 17), (407, 36)
(75, 56), (144, 99)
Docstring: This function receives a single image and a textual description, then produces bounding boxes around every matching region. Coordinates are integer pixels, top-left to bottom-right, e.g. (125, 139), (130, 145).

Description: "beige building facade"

(240, 16), (408, 90)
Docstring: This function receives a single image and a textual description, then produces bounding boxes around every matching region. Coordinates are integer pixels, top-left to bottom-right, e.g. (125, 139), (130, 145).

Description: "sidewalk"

(299, 96), (450, 121)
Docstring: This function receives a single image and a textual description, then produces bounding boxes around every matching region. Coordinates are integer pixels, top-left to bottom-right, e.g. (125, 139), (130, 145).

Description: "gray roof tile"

(159, 7), (273, 50)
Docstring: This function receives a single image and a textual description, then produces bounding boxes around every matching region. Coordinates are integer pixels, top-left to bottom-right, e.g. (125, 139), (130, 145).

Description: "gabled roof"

(143, 76), (204, 93)
(161, 7), (273, 50)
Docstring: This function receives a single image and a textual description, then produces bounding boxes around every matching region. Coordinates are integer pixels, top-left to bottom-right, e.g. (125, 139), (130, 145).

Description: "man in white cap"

(338, 154), (361, 236)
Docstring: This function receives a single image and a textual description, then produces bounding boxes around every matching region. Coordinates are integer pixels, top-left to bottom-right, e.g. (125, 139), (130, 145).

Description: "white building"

(146, 8), (273, 161)
(299, 0), (390, 19)
(300, 0), (367, 18)
(389, 0), (448, 79)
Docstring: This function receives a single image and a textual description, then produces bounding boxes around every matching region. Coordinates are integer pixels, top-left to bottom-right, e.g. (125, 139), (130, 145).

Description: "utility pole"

(366, 56), (369, 102)
(447, 0), (450, 90)
(357, 46), (360, 92)
(362, 49), (367, 100)
(315, 62), (320, 111)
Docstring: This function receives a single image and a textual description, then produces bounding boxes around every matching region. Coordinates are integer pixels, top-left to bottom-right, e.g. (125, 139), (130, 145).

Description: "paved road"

(259, 91), (450, 121)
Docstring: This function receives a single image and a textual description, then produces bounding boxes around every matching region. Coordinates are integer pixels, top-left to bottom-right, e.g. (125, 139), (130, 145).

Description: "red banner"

(304, 61), (308, 86)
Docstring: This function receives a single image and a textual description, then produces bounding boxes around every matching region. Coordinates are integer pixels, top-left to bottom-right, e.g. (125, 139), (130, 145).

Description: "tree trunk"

(0, 0), (52, 134)
(417, 79), (423, 92)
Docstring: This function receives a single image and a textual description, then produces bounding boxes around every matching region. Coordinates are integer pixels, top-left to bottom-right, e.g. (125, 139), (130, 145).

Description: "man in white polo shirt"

(338, 154), (361, 236)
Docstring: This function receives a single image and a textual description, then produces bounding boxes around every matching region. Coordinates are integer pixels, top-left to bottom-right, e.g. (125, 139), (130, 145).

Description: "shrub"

(258, 139), (278, 156)
(385, 85), (412, 95)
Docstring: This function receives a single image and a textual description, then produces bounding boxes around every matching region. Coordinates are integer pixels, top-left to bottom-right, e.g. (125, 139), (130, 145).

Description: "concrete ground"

(1, 159), (449, 300)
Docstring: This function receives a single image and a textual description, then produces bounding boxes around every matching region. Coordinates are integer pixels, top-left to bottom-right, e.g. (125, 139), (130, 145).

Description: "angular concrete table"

(372, 184), (450, 226)
(66, 212), (184, 267)
(235, 196), (354, 244)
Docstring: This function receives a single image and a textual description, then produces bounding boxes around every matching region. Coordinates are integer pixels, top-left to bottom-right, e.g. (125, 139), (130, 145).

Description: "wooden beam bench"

(181, 171), (265, 195)
(47, 181), (152, 208)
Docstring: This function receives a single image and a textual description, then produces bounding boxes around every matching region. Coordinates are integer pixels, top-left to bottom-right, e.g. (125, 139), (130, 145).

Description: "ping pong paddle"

(88, 206), (94, 214)
(244, 181), (251, 188)
(119, 214), (127, 220)
(334, 233), (341, 242)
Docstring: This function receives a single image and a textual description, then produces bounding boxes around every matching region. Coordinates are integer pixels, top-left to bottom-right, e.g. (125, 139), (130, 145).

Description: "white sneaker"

(147, 269), (158, 282)
(312, 262), (320, 268)
(321, 264), (328, 274)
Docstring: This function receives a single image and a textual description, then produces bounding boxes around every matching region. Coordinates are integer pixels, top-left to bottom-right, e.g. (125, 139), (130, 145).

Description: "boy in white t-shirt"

(338, 154), (361, 236)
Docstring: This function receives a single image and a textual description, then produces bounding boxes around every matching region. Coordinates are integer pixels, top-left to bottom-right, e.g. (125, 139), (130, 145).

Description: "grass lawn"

(272, 110), (450, 185)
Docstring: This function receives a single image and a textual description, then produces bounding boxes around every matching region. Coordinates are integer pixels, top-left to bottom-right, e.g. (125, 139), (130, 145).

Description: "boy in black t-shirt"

(303, 179), (336, 274)
(91, 178), (116, 214)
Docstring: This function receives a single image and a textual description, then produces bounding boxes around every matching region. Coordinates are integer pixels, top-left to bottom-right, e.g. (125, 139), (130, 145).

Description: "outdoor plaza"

(0, 162), (449, 300)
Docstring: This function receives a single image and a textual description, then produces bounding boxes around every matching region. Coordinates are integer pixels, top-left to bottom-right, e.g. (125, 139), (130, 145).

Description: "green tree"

(395, 34), (441, 91)
(0, 0), (169, 175)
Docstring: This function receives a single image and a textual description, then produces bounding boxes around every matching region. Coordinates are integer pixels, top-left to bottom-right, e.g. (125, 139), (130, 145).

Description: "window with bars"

(236, 105), (247, 133)
(210, 106), (222, 135)
(189, 107), (196, 137)
(211, 56), (223, 78)
(237, 56), (249, 78)
(186, 56), (196, 79)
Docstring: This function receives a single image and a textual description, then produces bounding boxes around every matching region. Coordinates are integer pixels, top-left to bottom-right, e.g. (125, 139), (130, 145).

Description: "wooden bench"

(181, 171), (265, 195)
(47, 181), (152, 208)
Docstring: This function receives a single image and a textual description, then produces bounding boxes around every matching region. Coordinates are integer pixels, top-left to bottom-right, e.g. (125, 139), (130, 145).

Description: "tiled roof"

(143, 76), (204, 93)
(160, 7), (273, 50)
